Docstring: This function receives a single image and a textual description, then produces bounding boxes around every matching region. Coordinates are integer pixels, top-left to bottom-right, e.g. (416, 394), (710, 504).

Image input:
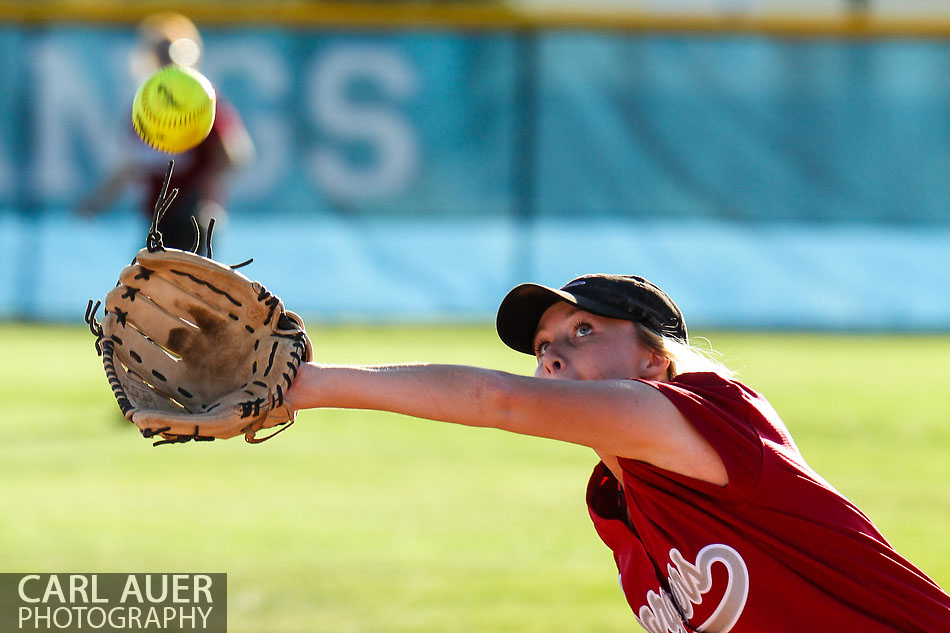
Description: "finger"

(116, 263), (230, 320)
(135, 249), (257, 313)
(101, 312), (205, 408)
(111, 351), (188, 417)
(101, 290), (196, 361)
(131, 409), (248, 440)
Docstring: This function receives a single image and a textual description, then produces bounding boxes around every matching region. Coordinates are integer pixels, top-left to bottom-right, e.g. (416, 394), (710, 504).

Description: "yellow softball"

(132, 65), (216, 154)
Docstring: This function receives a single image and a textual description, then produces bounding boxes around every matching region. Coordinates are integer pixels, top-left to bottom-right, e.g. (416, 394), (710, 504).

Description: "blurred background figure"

(78, 12), (254, 256)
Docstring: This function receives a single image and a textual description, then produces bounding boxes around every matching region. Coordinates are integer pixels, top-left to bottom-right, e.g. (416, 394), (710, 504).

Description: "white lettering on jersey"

(634, 543), (749, 633)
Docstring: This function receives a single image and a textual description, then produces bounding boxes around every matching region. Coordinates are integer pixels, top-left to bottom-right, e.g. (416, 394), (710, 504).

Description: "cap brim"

(495, 283), (633, 355)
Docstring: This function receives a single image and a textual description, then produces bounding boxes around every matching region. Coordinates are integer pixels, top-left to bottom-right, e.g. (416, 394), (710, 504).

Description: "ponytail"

(633, 324), (734, 380)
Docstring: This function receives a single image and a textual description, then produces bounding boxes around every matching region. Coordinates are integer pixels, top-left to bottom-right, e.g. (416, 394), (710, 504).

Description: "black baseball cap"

(495, 274), (688, 355)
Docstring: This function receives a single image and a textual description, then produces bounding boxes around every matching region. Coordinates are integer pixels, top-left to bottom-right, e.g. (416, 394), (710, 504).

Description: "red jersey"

(587, 372), (950, 632)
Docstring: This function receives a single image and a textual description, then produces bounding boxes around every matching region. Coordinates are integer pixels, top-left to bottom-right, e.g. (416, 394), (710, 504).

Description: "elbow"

(470, 370), (524, 431)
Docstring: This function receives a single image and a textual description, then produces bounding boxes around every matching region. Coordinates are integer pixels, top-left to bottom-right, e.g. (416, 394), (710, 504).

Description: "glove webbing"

(146, 161), (178, 254)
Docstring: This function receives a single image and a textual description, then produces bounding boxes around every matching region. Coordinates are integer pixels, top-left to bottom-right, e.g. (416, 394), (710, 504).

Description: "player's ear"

(640, 350), (671, 380)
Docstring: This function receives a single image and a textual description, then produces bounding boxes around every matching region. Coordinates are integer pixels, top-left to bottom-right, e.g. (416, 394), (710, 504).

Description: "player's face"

(532, 302), (660, 381)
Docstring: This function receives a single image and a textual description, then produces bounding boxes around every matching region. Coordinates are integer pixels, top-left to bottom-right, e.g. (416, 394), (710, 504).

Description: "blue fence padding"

(4, 212), (949, 330)
(1, 26), (948, 326)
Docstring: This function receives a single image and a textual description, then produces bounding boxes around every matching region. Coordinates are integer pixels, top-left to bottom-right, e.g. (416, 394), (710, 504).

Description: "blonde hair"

(633, 323), (734, 380)
(136, 12), (203, 68)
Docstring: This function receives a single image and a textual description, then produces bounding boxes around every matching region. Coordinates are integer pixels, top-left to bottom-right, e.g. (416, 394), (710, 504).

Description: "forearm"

(78, 164), (141, 214)
(287, 362), (520, 431)
(284, 361), (723, 484)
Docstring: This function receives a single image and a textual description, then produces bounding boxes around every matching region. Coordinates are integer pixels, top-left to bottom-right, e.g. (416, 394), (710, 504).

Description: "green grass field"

(2, 323), (948, 632)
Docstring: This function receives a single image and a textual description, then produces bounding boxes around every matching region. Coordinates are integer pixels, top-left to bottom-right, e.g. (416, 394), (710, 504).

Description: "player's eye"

(575, 323), (593, 337)
(534, 340), (550, 356)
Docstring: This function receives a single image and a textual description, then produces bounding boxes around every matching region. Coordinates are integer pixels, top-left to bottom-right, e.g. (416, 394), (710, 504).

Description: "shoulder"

(632, 372), (798, 492)
(644, 372), (764, 425)
(656, 372), (794, 448)
(613, 375), (733, 486)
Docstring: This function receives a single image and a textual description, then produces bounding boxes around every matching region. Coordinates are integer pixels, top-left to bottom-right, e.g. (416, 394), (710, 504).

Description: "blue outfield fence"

(1, 23), (949, 328)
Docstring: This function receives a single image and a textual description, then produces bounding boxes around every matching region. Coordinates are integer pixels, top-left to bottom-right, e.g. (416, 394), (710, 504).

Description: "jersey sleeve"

(628, 372), (771, 498)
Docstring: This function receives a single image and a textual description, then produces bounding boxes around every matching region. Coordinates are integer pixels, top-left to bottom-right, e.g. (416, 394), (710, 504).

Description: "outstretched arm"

(286, 362), (726, 485)
(77, 163), (144, 216)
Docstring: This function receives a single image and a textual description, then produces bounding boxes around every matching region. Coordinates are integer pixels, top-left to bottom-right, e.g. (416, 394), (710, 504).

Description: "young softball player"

(285, 273), (950, 632)
(78, 12), (254, 256)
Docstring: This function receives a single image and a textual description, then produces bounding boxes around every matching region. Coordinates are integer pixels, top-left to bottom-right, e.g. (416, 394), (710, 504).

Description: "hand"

(76, 191), (108, 217)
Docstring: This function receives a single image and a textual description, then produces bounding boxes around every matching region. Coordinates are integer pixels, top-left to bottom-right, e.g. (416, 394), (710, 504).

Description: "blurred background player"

(79, 12), (254, 256)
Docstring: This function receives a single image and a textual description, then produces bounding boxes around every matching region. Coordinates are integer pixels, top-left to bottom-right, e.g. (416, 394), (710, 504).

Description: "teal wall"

(1, 26), (948, 327)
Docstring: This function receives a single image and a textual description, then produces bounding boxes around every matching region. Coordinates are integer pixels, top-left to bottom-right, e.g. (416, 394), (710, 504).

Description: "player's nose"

(535, 346), (566, 378)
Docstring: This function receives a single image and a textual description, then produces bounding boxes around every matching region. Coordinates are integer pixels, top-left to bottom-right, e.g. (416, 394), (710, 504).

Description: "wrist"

(286, 361), (320, 412)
